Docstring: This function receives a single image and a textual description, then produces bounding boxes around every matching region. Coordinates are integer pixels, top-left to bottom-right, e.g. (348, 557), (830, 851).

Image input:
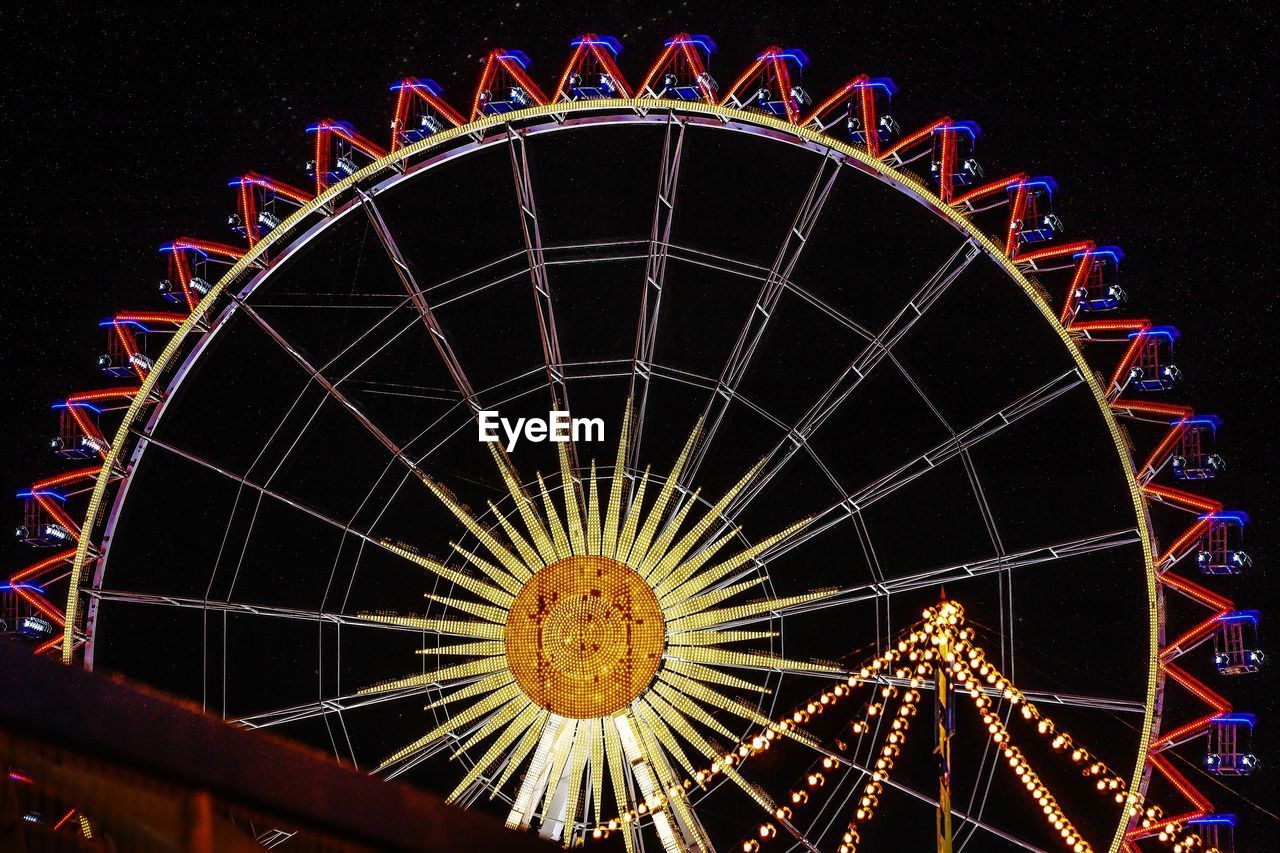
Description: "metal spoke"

(225, 290), (427, 479)
(132, 430), (432, 577)
(754, 369), (1085, 557)
(682, 148), (845, 487)
(508, 125), (570, 417)
(630, 111), (688, 469)
(360, 190), (481, 414)
(85, 588), (441, 635)
(727, 240), (981, 518)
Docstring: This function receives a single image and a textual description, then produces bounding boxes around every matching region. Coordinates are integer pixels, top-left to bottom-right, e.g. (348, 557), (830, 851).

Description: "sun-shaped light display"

(505, 555), (665, 719)
(357, 401), (839, 848)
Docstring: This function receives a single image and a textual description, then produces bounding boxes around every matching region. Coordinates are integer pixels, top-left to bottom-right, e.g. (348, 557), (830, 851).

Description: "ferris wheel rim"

(60, 97), (1160, 853)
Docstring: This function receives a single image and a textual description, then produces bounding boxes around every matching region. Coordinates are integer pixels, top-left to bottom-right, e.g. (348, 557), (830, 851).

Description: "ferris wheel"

(6, 32), (1261, 853)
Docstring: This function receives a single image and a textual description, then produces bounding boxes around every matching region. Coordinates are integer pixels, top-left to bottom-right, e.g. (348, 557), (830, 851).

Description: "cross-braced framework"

(7, 31), (1260, 853)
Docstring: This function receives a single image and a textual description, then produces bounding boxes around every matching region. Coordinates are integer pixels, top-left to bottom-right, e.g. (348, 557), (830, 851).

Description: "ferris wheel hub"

(504, 555), (665, 719)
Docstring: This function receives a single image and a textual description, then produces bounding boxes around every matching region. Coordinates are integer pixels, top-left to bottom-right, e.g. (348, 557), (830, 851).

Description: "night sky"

(2, 1), (1277, 849)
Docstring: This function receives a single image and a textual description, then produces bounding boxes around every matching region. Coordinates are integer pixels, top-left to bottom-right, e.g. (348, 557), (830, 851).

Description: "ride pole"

(934, 610), (955, 853)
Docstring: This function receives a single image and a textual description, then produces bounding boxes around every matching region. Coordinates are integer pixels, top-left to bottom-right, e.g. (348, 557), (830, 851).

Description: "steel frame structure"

(7, 33), (1258, 853)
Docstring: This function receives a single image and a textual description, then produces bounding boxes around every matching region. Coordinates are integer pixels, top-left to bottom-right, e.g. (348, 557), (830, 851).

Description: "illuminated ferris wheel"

(7, 32), (1261, 853)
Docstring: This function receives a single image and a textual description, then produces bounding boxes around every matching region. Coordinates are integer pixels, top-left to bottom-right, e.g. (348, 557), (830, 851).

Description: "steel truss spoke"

(629, 111), (689, 469)
(507, 126), (570, 417)
(132, 430), (431, 576)
(780, 528), (1141, 614)
(683, 148), (845, 488)
(225, 291), (427, 479)
(756, 369), (1085, 558)
(360, 190), (482, 414)
(730, 240), (981, 518)
(84, 588), (443, 635)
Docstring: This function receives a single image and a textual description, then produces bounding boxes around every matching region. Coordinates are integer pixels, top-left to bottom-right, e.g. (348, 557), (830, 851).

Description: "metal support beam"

(683, 149), (845, 487)
(629, 111), (688, 470)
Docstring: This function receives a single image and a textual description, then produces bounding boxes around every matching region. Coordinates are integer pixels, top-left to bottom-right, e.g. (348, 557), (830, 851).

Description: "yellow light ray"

(357, 612), (503, 640)
(645, 692), (778, 815)
(661, 577), (765, 620)
(602, 717), (637, 853)
(558, 442), (586, 555)
(376, 536), (515, 606)
(425, 593), (508, 624)
(449, 693), (530, 755)
(418, 474), (531, 582)
(587, 719), (605, 823)
(486, 444), (558, 564)
(666, 589), (839, 634)
(668, 629), (778, 647)
(614, 466), (650, 561)
(484, 503), (545, 573)
(561, 723), (592, 844)
(445, 700), (541, 804)
(491, 710), (552, 795)
(626, 419), (701, 566)
(632, 698), (704, 783)
(379, 681), (525, 769)
(359, 656), (509, 696)
(650, 681), (736, 740)
(662, 659), (770, 693)
(416, 640), (506, 657)
(586, 462), (602, 556)
(644, 456), (767, 585)
(536, 473), (572, 559)
(635, 487), (700, 578)
(426, 671), (513, 709)
(603, 400), (633, 555)
(650, 527), (741, 600)
(660, 517), (812, 605)
(628, 704), (705, 845)
(541, 719), (581, 817)
(659, 670), (820, 751)
(665, 643), (842, 676)
(448, 542), (525, 597)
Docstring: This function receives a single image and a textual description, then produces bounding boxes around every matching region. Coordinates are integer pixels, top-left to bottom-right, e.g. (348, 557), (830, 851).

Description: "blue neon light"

(571, 35), (623, 56)
(1073, 245), (1125, 264)
(0, 583), (45, 593)
(1197, 510), (1250, 525)
(390, 78), (445, 95)
(1213, 713), (1256, 726)
(664, 34), (717, 55)
(16, 490), (66, 502)
(496, 50), (532, 69)
(1218, 610), (1261, 624)
(52, 401), (103, 415)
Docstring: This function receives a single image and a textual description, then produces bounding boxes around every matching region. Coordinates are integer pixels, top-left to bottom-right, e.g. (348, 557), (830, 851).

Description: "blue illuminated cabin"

(1198, 512), (1251, 575)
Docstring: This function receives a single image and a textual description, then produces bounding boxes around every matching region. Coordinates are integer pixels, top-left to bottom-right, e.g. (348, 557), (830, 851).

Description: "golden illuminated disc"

(505, 555), (665, 719)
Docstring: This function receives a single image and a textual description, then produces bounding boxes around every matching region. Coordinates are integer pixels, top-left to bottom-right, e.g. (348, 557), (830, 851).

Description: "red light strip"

(32, 467), (103, 491)
(799, 75), (868, 129)
(35, 494), (81, 539)
(950, 173), (1028, 208)
(52, 809), (77, 831)
(879, 117), (949, 161)
(719, 54), (766, 107)
(1160, 569), (1233, 612)
(637, 39), (679, 95)
(14, 586), (67, 626)
(1059, 251), (1094, 323)
(170, 238), (246, 261)
(114, 311), (187, 325)
(1003, 180), (1027, 255)
(9, 548), (77, 583)
(66, 387), (141, 404)
(1154, 517), (1212, 567)
(1109, 399), (1193, 418)
(1142, 483), (1223, 515)
(1012, 240), (1095, 266)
